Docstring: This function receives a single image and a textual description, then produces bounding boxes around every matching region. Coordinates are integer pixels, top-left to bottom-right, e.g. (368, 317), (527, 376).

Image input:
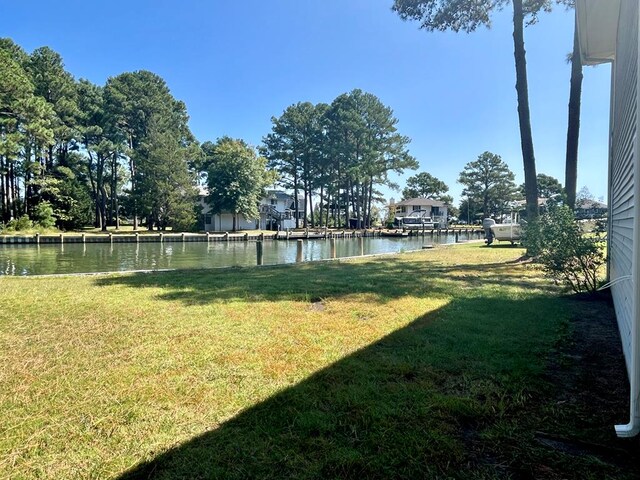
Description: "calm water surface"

(0, 233), (475, 276)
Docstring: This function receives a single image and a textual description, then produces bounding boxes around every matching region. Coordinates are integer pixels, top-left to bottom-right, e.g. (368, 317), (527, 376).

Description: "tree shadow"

(94, 256), (545, 307)
(114, 292), (627, 480)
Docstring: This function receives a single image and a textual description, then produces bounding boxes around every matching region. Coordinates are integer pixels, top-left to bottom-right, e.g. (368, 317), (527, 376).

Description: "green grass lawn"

(0, 244), (636, 479)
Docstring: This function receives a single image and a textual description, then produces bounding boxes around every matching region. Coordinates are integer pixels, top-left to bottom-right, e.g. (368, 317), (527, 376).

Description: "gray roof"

(395, 197), (447, 207)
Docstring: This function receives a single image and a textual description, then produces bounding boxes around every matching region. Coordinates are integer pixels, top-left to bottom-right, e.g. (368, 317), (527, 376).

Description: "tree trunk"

(367, 178), (374, 227)
(303, 178), (308, 228)
(100, 185), (108, 232)
(513, 0), (538, 220)
(345, 181), (351, 229)
(565, 25), (583, 210)
(319, 185), (324, 227)
(6, 160), (14, 221)
(0, 156), (5, 221)
(293, 167), (299, 229)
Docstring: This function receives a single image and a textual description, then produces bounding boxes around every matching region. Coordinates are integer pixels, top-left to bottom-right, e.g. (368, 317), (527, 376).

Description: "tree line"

(1, 39), (199, 231)
(262, 91), (418, 229)
(1, 39), (419, 232)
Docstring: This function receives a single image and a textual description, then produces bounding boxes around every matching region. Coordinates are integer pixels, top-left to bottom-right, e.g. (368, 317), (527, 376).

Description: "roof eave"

(576, 0), (621, 66)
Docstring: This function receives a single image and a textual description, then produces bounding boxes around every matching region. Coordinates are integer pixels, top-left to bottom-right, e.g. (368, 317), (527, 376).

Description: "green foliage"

(402, 172), (450, 201)
(262, 90), (417, 228)
(458, 151), (519, 218)
(136, 120), (198, 231)
(522, 206), (604, 294)
(206, 137), (275, 230)
(5, 215), (33, 232)
(520, 173), (564, 200)
(32, 201), (56, 228)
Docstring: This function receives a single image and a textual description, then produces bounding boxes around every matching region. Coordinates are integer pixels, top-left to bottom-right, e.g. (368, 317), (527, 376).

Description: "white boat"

(483, 214), (522, 245)
(490, 223), (521, 244)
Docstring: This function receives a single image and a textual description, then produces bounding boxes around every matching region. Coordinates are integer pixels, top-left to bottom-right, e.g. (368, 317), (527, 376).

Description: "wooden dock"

(0, 228), (484, 245)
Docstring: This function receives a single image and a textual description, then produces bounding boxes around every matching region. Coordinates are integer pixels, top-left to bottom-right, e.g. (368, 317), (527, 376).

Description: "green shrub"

(32, 201), (56, 229)
(5, 215), (33, 232)
(522, 206), (605, 294)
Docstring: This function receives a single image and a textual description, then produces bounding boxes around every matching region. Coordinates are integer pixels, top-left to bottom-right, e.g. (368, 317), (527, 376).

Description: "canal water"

(0, 233), (473, 276)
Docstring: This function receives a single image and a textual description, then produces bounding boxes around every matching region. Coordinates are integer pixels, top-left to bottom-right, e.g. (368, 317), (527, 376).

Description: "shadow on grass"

(114, 291), (625, 480)
(95, 255), (551, 307)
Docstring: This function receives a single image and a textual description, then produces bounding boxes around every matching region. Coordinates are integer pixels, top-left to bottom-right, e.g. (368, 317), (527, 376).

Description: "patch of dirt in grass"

(458, 291), (640, 479)
(533, 291), (640, 476)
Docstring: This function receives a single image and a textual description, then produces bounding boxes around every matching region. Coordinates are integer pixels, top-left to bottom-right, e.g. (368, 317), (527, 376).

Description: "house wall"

(205, 214), (259, 232)
(609, 0), (638, 373)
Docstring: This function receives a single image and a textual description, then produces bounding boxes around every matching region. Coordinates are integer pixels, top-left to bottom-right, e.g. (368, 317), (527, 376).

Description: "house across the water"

(200, 189), (304, 231)
(393, 198), (448, 228)
(575, 199), (608, 220)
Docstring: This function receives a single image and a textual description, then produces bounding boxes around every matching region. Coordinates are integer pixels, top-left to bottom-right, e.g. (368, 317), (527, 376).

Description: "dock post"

(136, 233), (140, 243)
(224, 232), (229, 241)
(109, 233), (113, 244)
(256, 241), (264, 266)
(455, 231), (459, 243)
(59, 233), (64, 244)
(330, 238), (336, 259)
(35, 233), (40, 245)
(296, 239), (303, 262)
(160, 233), (164, 243)
(182, 232), (186, 242)
(82, 233), (86, 244)
(358, 236), (364, 256)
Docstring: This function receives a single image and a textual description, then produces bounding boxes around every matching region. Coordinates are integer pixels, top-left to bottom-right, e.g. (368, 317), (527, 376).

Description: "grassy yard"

(0, 244), (637, 479)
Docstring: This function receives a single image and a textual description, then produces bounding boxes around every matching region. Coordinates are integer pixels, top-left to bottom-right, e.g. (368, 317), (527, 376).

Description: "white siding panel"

(610, 0), (638, 372)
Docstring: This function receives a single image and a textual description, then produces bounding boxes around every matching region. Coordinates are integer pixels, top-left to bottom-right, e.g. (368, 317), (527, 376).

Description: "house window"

(413, 205), (421, 211)
(432, 207), (441, 216)
(204, 214), (212, 225)
(270, 199), (277, 205)
(398, 206), (406, 213)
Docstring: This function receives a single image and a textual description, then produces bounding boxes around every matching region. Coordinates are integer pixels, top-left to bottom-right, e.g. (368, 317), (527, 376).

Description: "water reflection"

(0, 233), (476, 276)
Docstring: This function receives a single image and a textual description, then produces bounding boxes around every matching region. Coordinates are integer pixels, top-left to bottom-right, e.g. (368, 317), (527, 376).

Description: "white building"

(577, 0), (639, 436)
(393, 198), (449, 227)
(200, 189), (304, 232)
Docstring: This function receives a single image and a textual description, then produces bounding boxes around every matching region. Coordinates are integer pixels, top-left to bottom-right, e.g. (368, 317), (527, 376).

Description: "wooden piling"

(256, 241), (264, 266)
(330, 238), (336, 259)
(296, 239), (303, 262)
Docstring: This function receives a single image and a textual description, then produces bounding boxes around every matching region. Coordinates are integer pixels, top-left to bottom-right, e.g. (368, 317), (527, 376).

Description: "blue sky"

(2, 0), (611, 205)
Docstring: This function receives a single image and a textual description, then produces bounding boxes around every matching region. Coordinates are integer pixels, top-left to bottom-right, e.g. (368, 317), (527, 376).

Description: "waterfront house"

(394, 198), (448, 227)
(577, 0), (639, 436)
(200, 189), (304, 231)
(575, 199), (608, 220)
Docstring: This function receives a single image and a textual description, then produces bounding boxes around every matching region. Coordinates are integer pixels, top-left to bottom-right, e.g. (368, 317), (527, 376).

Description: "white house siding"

(207, 214), (258, 232)
(610, 0), (638, 372)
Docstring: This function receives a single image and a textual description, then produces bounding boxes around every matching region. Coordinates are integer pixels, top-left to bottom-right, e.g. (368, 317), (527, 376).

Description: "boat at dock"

(381, 230), (410, 238)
